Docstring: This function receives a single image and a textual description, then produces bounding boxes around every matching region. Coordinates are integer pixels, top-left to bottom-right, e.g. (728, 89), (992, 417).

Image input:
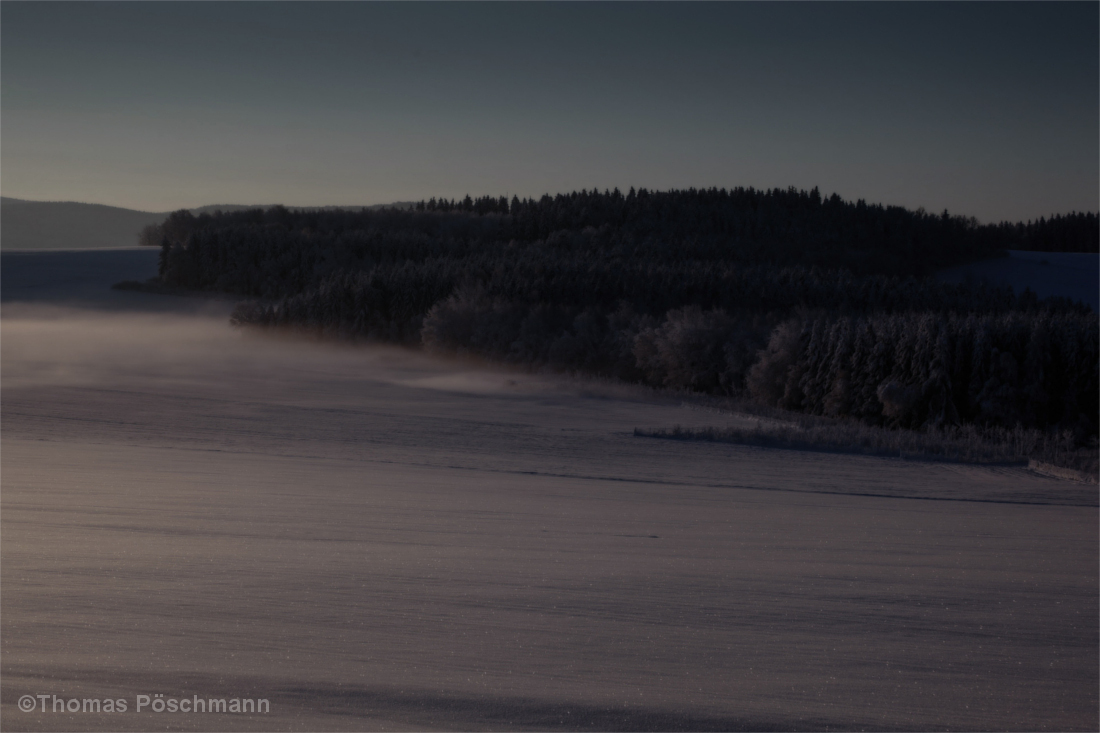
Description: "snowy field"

(936, 249), (1099, 311)
(2, 249), (1097, 731)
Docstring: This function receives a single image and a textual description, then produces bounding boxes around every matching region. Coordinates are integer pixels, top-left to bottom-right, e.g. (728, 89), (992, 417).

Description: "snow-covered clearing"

(936, 249), (1099, 311)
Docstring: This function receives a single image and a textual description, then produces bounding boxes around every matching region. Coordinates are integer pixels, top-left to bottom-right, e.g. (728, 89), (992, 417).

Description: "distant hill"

(1, 198), (164, 250)
(0, 198), (416, 250)
(192, 203), (416, 215)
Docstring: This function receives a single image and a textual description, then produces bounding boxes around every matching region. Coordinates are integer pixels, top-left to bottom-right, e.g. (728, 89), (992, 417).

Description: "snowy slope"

(2, 249), (1097, 731)
(936, 249), (1099, 311)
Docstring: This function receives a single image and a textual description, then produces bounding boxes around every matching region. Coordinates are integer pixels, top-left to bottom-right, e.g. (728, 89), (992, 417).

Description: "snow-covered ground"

(936, 249), (1099, 311)
(2, 249), (1097, 731)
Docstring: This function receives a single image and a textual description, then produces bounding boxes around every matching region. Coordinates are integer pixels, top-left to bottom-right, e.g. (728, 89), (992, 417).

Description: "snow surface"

(936, 249), (1099, 311)
(2, 249), (1097, 731)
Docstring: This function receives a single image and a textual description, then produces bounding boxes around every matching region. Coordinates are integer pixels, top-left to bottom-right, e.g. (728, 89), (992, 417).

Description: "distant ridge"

(0, 198), (414, 250)
(1, 198), (164, 250)
(191, 203), (416, 215)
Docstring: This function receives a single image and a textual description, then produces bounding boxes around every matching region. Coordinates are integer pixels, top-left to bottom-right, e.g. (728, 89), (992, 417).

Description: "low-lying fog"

(2, 249), (1097, 731)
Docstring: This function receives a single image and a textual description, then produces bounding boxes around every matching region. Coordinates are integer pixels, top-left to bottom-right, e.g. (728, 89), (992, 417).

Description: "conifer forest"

(150, 187), (1099, 445)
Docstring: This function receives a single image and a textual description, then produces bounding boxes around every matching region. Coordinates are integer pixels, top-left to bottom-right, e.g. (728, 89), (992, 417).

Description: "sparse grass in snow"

(635, 419), (1099, 480)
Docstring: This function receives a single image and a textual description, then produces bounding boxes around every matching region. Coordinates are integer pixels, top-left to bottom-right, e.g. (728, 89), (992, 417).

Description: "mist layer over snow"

(2, 249), (1097, 730)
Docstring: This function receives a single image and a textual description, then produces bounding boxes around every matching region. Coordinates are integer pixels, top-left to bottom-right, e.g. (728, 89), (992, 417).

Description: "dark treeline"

(416, 192), (1099, 255)
(151, 187), (1098, 441)
(985, 212), (1099, 253)
(747, 311), (1097, 435)
(148, 188), (1097, 278)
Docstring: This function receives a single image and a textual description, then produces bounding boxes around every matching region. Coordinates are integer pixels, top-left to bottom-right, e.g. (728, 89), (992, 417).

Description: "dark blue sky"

(3, 2), (1096, 221)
